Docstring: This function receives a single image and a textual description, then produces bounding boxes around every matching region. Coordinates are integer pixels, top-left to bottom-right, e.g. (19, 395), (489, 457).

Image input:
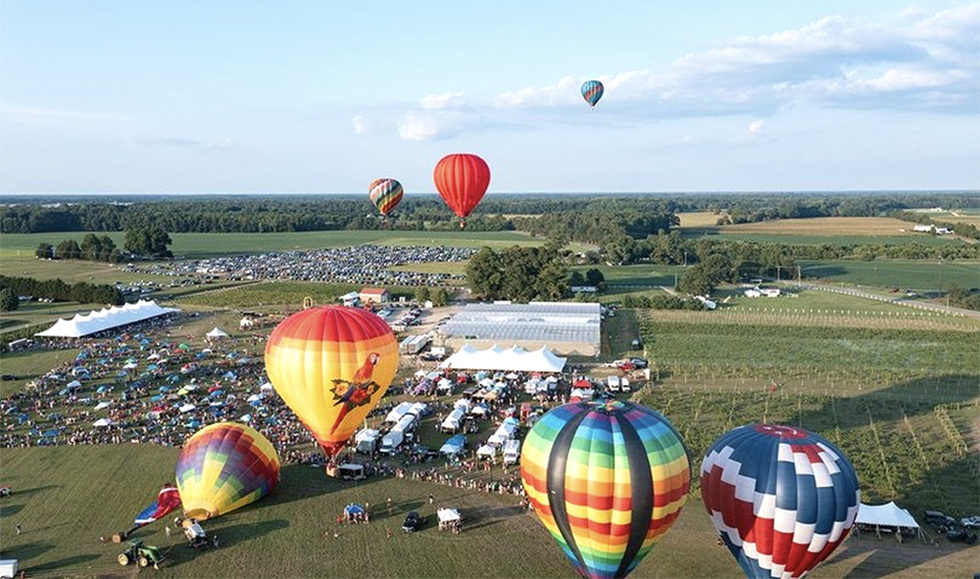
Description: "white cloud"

(748, 120), (765, 135)
(386, 3), (979, 141)
(352, 115), (369, 134)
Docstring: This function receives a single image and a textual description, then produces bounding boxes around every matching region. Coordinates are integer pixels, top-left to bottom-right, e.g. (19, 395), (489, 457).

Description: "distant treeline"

(4, 192), (977, 243)
(0, 275), (123, 306)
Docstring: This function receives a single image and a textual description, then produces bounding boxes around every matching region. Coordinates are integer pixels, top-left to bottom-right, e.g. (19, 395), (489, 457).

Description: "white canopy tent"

(206, 327), (229, 339)
(35, 300), (180, 338)
(855, 502), (922, 539)
(439, 344), (566, 373)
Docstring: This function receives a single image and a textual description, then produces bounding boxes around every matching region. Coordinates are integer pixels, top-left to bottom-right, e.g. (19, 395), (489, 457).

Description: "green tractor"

(117, 539), (167, 569)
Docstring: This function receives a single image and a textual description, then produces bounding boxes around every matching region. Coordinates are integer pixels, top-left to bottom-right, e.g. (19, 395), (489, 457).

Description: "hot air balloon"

(521, 400), (691, 579)
(369, 178), (404, 218)
(581, 80), (604, 108)
(700, 424), (860, 579)
(175, 422), (280, 520)
(264, 306), (398, 457)
(432, 153), (491, 228)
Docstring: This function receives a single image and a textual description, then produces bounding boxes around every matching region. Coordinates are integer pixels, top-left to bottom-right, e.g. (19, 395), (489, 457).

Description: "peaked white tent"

(438, 344), (566, 373)
(35, 300), (180, 338)
(206, 327), (229, 339)
(855, 502), (922, 539)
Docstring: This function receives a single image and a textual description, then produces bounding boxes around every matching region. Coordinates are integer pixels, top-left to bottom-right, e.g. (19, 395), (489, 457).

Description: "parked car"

(960, 516), (980, 529)
(402, 511), (425, 532)
(946, 527), (979, 545)
(629, 358), (648, 369)
(924, 510), (956, 527)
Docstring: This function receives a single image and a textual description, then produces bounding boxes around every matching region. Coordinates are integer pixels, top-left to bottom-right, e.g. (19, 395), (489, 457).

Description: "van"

(380, 430), (404, 455)
(620, 377), (630, 392)
(607, 375), (621, 392)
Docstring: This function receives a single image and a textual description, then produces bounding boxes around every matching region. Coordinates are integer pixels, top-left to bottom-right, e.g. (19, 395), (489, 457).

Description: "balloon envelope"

(700, 424), (860, 579)
(369, 178), (404, 217)
(433, 153), (491, 219)
(581, 80), (604, 107)
(521, 400), (691, 579)
(175, 422), (280, 519)
(264, 306), (398, 456)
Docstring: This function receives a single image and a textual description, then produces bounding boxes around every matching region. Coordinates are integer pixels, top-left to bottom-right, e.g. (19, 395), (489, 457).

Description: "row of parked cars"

(924, 510), (979, 545)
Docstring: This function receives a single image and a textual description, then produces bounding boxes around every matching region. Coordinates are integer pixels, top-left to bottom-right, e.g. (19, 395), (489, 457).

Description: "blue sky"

(1, 0), (978, 194)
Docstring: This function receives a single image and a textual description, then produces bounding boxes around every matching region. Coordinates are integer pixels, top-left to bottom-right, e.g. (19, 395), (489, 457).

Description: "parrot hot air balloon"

(581, 80), (604, 108)
(264, 305), (398, 457)
(700, 424), (860, 579)
(175, 422), (280, 520)
(432, 153), (491, 228)
(368, 178), (404, 219)
(521, 400), (691, 579)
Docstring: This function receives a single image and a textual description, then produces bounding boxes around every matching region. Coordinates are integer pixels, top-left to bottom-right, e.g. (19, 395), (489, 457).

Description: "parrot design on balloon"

(329, 352), (381, 434)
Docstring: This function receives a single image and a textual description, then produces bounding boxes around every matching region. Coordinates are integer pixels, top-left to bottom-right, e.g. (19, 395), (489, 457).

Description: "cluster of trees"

(0, 275), (123, 307)
(466, 242), (569, 302)
(413, 286), (450, 307)
(946, 284), (980, 311)
(36, 234), (123, 262)
(620, 293), (705, 310)
(33, 227), (174, 261)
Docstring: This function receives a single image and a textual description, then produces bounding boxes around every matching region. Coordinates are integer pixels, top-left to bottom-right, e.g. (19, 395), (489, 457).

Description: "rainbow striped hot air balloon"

(701, 424), (860, 579)
(521, 400), (691, 579)
(264, 306), (398, 457)
(581, 80), (604, 108)
(175, 422), (280, 520)
(368, 178), (404, 218)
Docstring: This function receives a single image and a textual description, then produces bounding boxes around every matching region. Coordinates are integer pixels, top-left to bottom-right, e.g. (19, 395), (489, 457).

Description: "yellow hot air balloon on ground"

(264, 306), (398, 458)
(175, 422), (280, 520)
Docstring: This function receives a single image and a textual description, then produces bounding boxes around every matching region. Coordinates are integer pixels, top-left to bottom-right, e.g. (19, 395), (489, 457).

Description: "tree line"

(34, 228), (173, 261)
(0, 275), (123, 311)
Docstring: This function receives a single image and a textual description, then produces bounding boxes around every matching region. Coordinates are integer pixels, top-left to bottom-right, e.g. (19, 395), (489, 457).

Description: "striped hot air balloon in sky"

(581, 80), (604, 108)
(700, 424), (860, 579)
(175, 422), (280, 520)
(521, 400), (691, 579)
(368, 178), (404, 217)
(264, 306), (398, 457)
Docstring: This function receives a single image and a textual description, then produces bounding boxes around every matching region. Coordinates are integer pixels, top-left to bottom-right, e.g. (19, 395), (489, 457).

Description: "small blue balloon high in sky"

(581, 80), (604, 108)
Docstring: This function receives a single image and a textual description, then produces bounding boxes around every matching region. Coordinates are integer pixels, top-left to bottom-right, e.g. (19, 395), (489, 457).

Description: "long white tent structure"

(440, 302), (600, 346)
(439, 344), (567, 373)
(35, 300), (181, 338)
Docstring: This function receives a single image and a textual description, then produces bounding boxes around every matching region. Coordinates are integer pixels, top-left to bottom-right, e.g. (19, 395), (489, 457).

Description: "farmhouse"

(359, 287), (390, 305)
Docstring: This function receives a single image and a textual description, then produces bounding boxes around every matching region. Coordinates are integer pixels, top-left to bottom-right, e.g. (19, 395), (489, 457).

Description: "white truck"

(380, 430), (405, 455)
(607, 375), (621, 392)
(354, 428), (380, 453)
(502, 439), (521, 466)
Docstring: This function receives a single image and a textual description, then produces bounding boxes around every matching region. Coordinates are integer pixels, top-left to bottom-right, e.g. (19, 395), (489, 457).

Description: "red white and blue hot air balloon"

(700, 424), (860, 579)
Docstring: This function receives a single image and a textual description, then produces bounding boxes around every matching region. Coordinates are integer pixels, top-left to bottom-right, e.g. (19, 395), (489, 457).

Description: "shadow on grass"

(27, 553), (101, 573)
(6, 540), (55, 562)
(1, 503), (24, 517)
(163, 518), (290, 569)
(8, 484), (61, 498)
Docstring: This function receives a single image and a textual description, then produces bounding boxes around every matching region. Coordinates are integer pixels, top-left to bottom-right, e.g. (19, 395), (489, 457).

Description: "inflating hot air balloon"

(581, 80), (604, 108)
(432, 153), (491, 228)
(521, 400), (691, 579)
(175, 422), (280, 520)
(700, 424), (860, 579)
(369, 178), (404, 218)
(264, 306), (398, 457)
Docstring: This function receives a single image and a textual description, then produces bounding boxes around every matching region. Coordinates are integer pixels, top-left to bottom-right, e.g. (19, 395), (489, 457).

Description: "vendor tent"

(439, 344), (566, 373)
(855, 502), (922, 538)
(35, 300), (180, 338)
(206, 327), (229, 339)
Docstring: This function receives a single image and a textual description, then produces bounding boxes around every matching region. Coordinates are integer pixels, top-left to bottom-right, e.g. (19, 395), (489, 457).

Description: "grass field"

(0, 231), (548, 261)
(799, 260), (980, 292)
(910, 207), (980, 227)
(679, 216), (972, 246)
(1, 444), (976, 579)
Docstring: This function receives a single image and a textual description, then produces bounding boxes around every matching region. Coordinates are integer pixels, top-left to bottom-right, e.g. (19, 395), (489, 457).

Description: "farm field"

(910, 207), (980, 227)
(1, 443), (976, 579)
(635, 305), (980, 520)
(678, 216), (972, 246)
(799, 259), (980, 292)
(0, 230), (548, 261)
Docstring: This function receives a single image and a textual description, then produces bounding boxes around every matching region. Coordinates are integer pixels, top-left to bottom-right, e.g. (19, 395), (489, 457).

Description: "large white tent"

(440, 302), (600, 346)
(438, 344), (566, 373)
(855, 502), (922, 539)
(35, 300), (180, 338)
(206, 327), (229, 339)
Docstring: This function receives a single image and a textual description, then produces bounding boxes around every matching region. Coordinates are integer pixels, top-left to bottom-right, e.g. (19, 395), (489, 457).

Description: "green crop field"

(799, 260), (980, 292)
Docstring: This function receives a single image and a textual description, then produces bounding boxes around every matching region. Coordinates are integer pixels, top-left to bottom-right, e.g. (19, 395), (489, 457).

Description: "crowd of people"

(124, 245), (476, 287)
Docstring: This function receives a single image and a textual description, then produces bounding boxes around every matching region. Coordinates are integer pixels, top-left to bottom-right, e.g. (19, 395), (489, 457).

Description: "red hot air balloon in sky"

(432, 153), (490, 227)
